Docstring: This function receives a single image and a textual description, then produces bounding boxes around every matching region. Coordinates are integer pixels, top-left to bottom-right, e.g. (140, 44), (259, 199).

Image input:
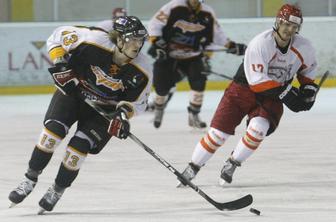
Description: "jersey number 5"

(252, 64), (264, 73)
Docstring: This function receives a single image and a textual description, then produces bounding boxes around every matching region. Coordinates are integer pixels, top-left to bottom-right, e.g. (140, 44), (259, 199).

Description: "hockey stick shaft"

(83, 98), (253, 211)
(201, 70), (233, 80)
(128, 133), (252, 211)
(316, 70), (329, 94)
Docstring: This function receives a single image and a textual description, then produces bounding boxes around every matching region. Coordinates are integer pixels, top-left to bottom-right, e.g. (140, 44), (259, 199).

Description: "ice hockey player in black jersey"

(147, 0), (247, 129)
(8, 16), (152, 214)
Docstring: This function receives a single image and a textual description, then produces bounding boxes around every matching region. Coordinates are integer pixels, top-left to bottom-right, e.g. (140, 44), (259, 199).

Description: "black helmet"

(113, 16), (148, 42)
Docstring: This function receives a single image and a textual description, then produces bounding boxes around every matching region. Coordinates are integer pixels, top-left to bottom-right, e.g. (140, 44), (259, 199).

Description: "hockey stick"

(316, 70), (329, 94)
(201, 70), (233, 80)
(84, 98), (253, 211)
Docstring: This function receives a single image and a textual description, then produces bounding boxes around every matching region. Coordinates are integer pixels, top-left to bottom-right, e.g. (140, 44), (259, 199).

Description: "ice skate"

(177, 162), (200, 188)
(188, 106), (207, 129)
(9, 176), (37, 207)
(219, 158), (241, 185)
(38, 184), (65, 214)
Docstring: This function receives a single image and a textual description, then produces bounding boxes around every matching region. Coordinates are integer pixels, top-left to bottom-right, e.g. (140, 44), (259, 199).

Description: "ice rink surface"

(0, 89), (335, 222)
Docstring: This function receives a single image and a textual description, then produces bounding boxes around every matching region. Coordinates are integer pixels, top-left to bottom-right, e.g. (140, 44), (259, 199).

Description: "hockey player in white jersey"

(178, 4), (319, 186)
(147, 0), (247, 129)
(8, 16), (152, 213)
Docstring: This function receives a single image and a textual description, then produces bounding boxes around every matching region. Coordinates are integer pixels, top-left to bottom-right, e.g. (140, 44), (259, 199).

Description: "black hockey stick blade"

(128, 133), (253, 211)
(210, 193), (253, 211)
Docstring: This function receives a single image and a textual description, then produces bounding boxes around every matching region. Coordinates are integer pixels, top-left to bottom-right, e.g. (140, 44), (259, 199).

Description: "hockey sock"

(232, 117), (270, 163)
(189, 90), (204, 107)
(191, 128), (230, 166)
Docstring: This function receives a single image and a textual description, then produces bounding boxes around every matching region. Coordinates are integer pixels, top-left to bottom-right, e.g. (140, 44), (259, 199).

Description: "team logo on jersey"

(173, 20), (205, 33)
(91, 65), (124, 91)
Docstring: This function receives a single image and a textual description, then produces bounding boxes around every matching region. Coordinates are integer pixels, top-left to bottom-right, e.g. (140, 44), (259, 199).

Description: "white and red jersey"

(148, 0), (230, 59)
(47, 26), (152, 117)
(243, 29), (317, 93)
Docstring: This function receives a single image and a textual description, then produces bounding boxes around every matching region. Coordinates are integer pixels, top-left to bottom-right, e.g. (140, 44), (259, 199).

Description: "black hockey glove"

(227, 41), (247, 56)
(107, 105), (131, 139)
(299, 83), (318, 111)
(48, 62), (78, 95)
(147, 37), (167, 60)
(278, 84), (306, 112)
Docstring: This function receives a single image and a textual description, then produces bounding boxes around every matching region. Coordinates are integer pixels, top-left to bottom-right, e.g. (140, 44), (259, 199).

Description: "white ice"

(0, 89), (335, 222)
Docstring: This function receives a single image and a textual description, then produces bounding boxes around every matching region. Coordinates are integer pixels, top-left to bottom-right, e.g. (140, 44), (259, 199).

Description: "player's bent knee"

(36, 126), (64, 153)
(208, 127), (230, 146)
(200, 127), (230, 153)
(247, 117), (270, 140)
(44, 119), (68, 138)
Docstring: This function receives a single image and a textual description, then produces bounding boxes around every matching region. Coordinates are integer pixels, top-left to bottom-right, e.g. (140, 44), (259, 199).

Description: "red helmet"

(277, 4), (303, 25)
(112, 8), (127, 19)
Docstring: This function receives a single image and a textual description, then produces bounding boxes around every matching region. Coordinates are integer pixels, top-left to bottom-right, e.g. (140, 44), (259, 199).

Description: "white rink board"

(0, 90), (335, 222)
(0, 17), (335, 86)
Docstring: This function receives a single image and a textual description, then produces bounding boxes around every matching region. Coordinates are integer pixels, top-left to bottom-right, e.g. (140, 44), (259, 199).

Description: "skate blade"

(37, 208), (46, 215)
(218, 178), (229, 187)
(176, 181), (187, 188)
(9, 202), (17, 208)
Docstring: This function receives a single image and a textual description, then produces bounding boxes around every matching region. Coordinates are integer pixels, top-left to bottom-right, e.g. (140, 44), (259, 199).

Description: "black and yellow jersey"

(148, 0), (230, 59)
(46, 25), (152, 117)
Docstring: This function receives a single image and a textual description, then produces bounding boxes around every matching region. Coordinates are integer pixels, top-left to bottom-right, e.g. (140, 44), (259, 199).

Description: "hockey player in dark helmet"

(111, 16), (148, 59)
(147, 0), (247, 129)
(8, 15), (152, 213)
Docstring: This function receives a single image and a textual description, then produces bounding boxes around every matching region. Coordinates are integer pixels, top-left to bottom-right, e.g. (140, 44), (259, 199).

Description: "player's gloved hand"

(278, 84), (306, 112)
(107, 103), (133, 139)
(226, 41), (247, 56)
(48, 57), (79, 95)
(299, 83), (318, 111)
(147, 37), (167, 60)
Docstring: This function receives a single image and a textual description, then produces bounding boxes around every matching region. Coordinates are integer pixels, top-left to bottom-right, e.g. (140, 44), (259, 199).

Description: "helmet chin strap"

(274, 27), (288, 42)
(117, 40), (137, 60)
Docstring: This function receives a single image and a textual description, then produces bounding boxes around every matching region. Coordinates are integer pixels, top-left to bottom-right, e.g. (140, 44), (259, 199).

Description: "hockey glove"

(147, 37), (167, 60)
(227, 41), (247, 56)
(299, 83), (318, 111)
(107, 109), (130, 139)
(278, 84), (306, 112)
(48, 62), (78, 95)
